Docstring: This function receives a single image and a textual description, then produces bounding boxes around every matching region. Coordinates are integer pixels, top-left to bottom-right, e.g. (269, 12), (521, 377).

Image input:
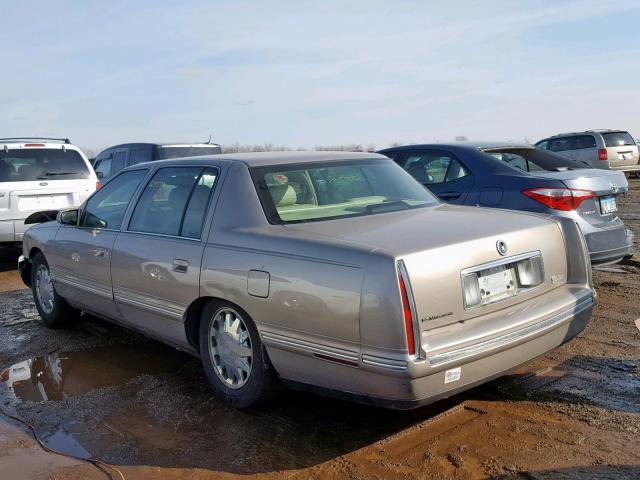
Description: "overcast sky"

(1, 0), (639, 151)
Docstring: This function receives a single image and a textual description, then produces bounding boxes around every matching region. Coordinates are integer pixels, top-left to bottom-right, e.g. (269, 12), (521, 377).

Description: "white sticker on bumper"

(444, 367), (461, 384)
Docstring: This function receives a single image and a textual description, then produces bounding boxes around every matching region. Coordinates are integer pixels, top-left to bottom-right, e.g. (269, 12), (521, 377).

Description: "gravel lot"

(0, 179), (639, 480)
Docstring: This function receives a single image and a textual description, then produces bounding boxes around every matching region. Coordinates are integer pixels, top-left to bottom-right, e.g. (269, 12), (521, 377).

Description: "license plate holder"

(477, 265), (517, 303)
(600, 196), (617, 214)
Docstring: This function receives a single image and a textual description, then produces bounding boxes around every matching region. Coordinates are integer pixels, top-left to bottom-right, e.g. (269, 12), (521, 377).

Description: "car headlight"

(516, 256), (544, 287)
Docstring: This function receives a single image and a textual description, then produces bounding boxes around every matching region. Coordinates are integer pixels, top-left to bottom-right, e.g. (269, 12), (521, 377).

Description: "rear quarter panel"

(201, 161), (371, 370)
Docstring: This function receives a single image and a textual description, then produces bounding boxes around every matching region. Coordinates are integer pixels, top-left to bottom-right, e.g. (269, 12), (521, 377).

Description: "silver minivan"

(0, 138), (98, 242)
(535, 130), (640, 172)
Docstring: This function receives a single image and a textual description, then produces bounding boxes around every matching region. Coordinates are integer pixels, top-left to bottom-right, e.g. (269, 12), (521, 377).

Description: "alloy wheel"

(208, 307), (253, 389)
(35, 264), (55, 314)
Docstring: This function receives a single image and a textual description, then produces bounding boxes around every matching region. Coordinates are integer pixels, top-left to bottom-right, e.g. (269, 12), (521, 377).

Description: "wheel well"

(29, 247), (43, 260)
(183, 296), (226, 351)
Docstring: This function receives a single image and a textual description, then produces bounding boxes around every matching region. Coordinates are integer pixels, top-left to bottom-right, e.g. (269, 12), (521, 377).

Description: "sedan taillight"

(522, 188), (595, 211)
(397, 264), (416, 356)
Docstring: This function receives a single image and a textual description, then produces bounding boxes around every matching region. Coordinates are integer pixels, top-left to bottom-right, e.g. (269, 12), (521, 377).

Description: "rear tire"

(30, 252), (79, 328)
(199, 300), (279, 408)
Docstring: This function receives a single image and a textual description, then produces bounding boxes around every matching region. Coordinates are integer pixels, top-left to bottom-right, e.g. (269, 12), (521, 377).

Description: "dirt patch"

(0, 179), (639, 479)
(0, 244), (26, 292)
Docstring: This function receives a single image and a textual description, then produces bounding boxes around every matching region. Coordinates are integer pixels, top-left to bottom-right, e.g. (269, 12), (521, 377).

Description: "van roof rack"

(0, 137), (71, 144)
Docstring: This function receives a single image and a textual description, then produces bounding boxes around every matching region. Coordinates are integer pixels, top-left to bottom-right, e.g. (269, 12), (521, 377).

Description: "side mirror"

(96, 171), (104, 180)
(57, 209), (79, 226)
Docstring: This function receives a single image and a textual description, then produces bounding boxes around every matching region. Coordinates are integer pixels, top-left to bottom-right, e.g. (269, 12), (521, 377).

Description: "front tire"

(199, 300), (279, 408)
(30, 252), (79, 328)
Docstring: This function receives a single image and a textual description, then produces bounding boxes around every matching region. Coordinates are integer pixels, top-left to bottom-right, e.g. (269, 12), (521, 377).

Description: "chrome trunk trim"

(427, 294), (594, 368)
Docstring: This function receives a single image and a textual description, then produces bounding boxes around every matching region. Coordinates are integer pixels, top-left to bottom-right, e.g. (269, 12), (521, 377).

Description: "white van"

(0, 138), (98, 243)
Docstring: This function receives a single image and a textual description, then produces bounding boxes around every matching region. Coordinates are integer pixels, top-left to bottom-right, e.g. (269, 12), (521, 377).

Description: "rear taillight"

(598, 148), (608, 161)
(397, 265), (416, 356)
(522, 188), (595, 211)
(24, 143), (45, 147)
(96, 181), (102, 190)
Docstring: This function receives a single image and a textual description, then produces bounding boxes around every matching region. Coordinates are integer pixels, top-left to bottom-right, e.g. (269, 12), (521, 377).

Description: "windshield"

(602, 132), (635, 147)
(0, 149), (90, 182)
(252, 159), (439, 224)
(157, 145), (222, 159)
(482, 148), (589, 172)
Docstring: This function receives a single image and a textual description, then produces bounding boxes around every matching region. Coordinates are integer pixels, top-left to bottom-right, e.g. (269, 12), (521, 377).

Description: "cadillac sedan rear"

(253, 156), (595, 408)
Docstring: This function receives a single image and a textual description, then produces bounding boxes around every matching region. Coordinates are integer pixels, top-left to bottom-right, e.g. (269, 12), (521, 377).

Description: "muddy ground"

(0, 180), (639, 480)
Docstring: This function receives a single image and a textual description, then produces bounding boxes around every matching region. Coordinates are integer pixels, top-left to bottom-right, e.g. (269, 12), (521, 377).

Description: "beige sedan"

(19, 152), (595, 408)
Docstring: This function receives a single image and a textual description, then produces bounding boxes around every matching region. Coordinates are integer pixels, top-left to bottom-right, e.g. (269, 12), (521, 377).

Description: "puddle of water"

(0, 343), (184, 404)
(45, 428), (92, 459)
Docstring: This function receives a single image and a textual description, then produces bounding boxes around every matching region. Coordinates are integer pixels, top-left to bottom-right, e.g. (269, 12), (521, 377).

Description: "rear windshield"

(482, 148), (590, 172)
(0, 148), (90, 182)
(156, 146), (222, 159)
(602, 132), (635, 147)
(252, 159), (439, 224)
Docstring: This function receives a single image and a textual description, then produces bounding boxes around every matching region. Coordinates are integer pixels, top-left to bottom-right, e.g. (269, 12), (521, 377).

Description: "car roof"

(541, 130), (629, 139)
(104, 142), (221, 149)
(379, 142), (531, 152)
(131, 151), (388, 169)
(0, 141), (84, 152)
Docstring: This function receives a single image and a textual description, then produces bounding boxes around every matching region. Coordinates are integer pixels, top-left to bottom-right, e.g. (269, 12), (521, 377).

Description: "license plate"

(477, 265), (516, 303)
(19, 194), (71, 211)
(600, 196), (617, 214)
(618, 153), (630, 160)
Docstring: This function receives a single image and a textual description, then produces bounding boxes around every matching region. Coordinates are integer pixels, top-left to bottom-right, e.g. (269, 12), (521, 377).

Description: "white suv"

(0, 138), (98, 243)
(535, 130), (640, 172)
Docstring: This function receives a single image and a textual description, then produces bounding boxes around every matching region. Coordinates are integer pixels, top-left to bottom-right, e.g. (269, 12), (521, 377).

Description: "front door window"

(80, 170), (147, 229)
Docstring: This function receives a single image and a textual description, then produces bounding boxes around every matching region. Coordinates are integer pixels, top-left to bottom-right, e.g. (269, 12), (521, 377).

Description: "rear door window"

(602, 131), (635, 147)
(80, 170), (147, 229)
(128, 166), (218, 238)
(0, 149), (90, 182)
(547, 137), (575, 152)
(112, 150), (128, 175)
(129, 149), (150, 166)
(401, 151), (469, 184)
(573, 135), (596, 149)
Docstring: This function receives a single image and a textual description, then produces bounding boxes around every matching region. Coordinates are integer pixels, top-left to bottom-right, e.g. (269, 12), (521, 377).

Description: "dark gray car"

(378, 143), (634, 265)
(93, 142), (222, 182)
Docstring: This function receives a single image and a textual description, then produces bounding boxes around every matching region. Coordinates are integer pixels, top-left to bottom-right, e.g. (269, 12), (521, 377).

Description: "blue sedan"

(378, 142), (634, 265)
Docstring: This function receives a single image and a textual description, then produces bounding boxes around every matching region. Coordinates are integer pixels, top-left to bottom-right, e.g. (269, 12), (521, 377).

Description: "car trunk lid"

(286, 204), (568, 330)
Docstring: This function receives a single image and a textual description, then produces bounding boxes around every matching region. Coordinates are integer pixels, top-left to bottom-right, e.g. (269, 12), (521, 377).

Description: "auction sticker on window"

(444, 367), (462, 384)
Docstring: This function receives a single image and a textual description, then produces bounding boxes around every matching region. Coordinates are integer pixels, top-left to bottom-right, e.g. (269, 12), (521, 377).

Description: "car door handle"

(172, 258), (189, 273)
(439, 191), (461, 200)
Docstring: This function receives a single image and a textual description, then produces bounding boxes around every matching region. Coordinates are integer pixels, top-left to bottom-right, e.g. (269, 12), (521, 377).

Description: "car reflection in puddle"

(0, 343), (183, 404)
